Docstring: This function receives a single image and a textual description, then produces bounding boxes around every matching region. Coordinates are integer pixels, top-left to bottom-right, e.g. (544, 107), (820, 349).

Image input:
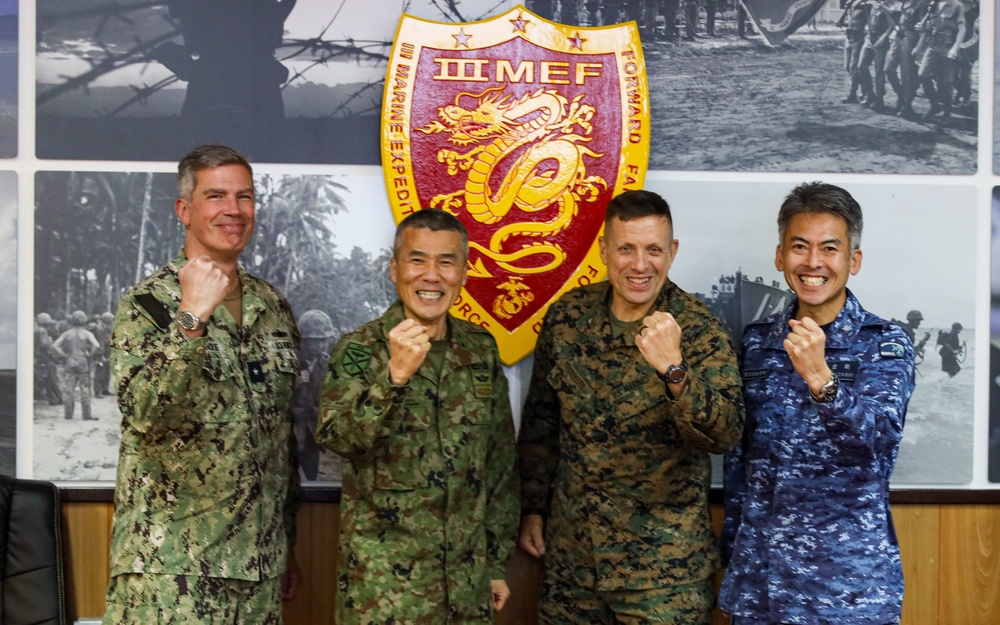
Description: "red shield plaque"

(382, 6), (649, 364)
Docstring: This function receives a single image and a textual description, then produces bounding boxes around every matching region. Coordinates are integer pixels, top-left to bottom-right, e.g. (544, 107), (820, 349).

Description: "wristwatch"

(812, 373), (839, 403)
(659, 361), (688, 385)
(175, 311), (207, 332)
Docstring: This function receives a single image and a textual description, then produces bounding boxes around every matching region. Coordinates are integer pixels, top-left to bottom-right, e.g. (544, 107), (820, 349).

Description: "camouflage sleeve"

(484, 356), (520, 580)
(517, 313), (560, 516)
(672, 314), (744, 454)
(816, 328), (914, 457)
(111, 294), (215, 433)
(315, 334), (409, 461)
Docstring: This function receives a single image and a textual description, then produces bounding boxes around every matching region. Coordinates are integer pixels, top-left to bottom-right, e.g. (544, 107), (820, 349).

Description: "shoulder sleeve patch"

(879, 341), (906, 359)
(342, 342), (373, 376)
(133, 293), (172, 330)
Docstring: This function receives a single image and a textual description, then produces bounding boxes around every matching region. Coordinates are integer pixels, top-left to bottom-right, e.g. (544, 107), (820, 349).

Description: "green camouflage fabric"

(107, 251), (300, 585)
(316, 301), (519, 625)
(518, 281), (744, 592)
(103, 573), (282, 625)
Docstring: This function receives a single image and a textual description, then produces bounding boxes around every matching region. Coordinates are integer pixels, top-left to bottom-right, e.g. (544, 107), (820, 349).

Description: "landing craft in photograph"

(382, 6), (650, 364)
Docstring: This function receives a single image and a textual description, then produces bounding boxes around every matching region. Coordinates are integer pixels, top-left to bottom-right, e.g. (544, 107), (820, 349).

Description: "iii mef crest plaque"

(381, 5), (650, 365)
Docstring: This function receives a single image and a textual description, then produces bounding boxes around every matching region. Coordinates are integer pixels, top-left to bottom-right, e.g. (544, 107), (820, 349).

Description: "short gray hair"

(177, 144), (253, 200)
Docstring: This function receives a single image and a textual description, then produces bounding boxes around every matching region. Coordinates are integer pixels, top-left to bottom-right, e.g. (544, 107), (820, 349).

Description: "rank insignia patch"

(382, 5), (649, 365)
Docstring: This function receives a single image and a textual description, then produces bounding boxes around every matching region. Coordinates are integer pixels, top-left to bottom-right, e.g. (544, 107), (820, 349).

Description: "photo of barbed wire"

(32, 170), (398, 483)
(530, 0), (978, 174)
(36, 0), (516, 164)
(655, 179), (977, 484)
(0, 171), (15, 476)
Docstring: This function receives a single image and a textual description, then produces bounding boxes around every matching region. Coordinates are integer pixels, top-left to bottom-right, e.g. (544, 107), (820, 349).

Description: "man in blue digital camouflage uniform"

(103, 144), (301, 625)
(519, 189), (744, 624)
(720, 182), (915, 625)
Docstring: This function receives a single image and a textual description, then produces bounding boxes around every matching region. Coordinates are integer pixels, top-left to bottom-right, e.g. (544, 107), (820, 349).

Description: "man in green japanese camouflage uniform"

(317, 209), (519, 624)
(518, 189), (744, 624)
(103, 144), (301, 625)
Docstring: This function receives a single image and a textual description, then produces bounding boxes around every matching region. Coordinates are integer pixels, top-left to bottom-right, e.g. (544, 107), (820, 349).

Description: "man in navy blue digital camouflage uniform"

(719, 182), (915, 625)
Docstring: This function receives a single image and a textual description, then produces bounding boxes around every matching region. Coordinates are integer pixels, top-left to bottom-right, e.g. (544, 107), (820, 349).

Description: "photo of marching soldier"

(32, 170), (397, 483)
(526, 0), (977, 174)
(658, 179), (976, 484)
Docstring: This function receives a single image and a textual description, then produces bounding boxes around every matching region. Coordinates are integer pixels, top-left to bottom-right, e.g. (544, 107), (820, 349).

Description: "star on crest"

(453, 27), (472, 48)
(511, 12), (529, 32)
(569, 31), (586, 50)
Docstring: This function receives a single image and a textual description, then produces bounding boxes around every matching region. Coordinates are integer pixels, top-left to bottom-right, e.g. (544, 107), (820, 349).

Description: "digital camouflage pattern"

(106, 251), (300, 587)
(720, 291), (914, 624)
(103, 573), (282, 625)
(518, 281), (744, 593)
(317, 301), (519, 625)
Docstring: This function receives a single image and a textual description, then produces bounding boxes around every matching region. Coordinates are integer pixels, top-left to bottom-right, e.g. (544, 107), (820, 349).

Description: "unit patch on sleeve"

(342, 343), (373, 376)
(879, 341), (906, 359)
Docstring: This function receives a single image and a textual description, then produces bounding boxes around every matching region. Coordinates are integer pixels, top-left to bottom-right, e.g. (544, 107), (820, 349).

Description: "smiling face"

(175, 164), (255, 264)
(390, 227), (468, 339)
(600, 215), (678, 322)
(776, 212), (862, 325)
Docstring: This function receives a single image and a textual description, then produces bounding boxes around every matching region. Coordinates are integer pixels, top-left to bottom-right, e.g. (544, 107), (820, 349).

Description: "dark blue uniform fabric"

(719, 290), (914, 625)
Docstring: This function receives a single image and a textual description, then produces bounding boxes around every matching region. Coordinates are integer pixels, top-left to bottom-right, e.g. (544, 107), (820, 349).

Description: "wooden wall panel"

(939, 504), (1000, 625)
(62, 502), (113, 620)
(62, 501), (1000, 625)
(895, 504), (940, 625)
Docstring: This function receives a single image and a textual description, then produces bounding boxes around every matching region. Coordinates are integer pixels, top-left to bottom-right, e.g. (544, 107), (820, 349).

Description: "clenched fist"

(388, 318), (431, 385)
(178, 255), (232, 321)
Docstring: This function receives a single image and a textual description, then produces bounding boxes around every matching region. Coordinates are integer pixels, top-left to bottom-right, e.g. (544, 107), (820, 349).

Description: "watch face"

(177, 311), (199, 330)
(666, 364), (687, 384)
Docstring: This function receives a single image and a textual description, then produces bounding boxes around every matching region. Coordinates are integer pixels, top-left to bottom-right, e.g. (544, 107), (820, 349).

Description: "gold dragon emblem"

(419, 86), (608, 310)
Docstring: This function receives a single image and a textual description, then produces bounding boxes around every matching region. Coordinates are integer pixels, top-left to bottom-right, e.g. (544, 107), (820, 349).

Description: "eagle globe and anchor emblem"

(381, 5), (650, 364)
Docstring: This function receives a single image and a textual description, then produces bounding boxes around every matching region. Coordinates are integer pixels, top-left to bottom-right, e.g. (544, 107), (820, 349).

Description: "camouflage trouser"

(60, 368), (91, 420)
(539, 576), (713, 624)
(103, 573), (282, 625)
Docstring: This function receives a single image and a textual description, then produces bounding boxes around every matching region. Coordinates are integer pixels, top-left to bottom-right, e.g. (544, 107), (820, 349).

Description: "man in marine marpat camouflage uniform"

(518, 189), (744, 624)
(103, 144), (301, 625)
(719, 182), (915, 625)
(316, 209), (519, 624)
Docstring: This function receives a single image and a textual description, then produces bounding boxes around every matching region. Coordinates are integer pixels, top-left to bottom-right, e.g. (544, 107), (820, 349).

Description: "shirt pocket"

(375, 401), (431, 490)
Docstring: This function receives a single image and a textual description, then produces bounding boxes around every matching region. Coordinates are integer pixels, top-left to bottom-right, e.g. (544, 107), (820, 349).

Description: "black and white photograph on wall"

(0, 0), (16, 159)
(993, 2), (1000, 173)
(35, 0), (517, 164)
(0, 171), (15, 476)
(988, 187), (1000, 481)
(32, 170), (398, 483)
(653, 179), (976, 484)
(528, 0), (978, 174)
